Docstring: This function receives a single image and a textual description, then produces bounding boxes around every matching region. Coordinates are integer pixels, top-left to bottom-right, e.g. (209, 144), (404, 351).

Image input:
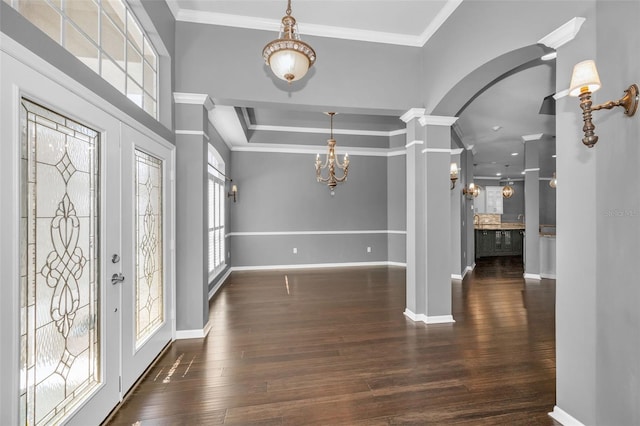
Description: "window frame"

(208, 147), (226, 282)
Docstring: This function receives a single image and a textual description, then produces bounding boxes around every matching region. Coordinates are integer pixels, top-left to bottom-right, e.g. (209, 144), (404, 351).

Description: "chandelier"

(315, 112), (349, 194)
(262, 0), (316, 83)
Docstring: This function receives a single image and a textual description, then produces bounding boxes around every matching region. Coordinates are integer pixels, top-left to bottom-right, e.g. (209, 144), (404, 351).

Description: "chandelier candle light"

(316, 112), (349, 195)
(262, 0), (316, 83)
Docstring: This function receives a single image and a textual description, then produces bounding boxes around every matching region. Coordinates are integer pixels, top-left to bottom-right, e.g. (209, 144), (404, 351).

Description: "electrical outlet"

(367, 246), (372, 253)
(293, 247), (297, 254)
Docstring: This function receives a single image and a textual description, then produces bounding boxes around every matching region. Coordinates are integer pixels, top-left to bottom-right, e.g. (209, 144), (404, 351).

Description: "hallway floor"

(105, 257), (560, 425)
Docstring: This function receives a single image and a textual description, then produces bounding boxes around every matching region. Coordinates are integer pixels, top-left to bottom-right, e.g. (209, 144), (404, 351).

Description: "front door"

(1, 50), (174, 426)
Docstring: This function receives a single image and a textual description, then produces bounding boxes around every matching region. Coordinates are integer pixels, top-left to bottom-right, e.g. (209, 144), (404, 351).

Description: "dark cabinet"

(475, 229), (523, 258)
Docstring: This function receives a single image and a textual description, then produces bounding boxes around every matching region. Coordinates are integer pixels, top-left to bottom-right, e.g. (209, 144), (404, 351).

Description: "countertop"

(475, 223), (525, 230)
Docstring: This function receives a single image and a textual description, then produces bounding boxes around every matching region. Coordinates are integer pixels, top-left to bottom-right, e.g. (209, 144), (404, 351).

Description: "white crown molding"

(228, 230), (407, 237)
(417, 0), (464, 46)
(522, 133), (544, 141)
(548, 406), (586, 426)
(173, 92), (214, 110)
(553, 89), (570, 100)
(538, 17), (586, 49)
(419, 115), (459, 127)
(231, 142), (398, 157)
(400, 108), (426, 123)
(175, 129), (210, 141)
(523, 168), (541, 172)
(451, 148), (464, 155)
(248, 123), (405, 138)
(173, 1), (463, 47)
(405, 140), (424, 149)
(421, 148), (451, 154)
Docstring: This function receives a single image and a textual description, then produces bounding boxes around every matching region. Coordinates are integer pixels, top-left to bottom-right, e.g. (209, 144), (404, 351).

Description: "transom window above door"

(4, 0), (158, 118)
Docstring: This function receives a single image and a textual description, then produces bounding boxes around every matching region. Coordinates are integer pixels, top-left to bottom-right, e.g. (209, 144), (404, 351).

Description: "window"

(208, 148), (226, 278)
(4, 0), (158, 118)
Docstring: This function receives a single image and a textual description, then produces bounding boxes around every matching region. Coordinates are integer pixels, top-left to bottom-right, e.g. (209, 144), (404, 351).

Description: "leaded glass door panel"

(120, 124), (173, 392)
(11, 84), (121, 426)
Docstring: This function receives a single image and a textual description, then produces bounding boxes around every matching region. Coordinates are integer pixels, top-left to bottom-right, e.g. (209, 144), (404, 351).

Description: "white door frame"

(0, 34), (176, 425)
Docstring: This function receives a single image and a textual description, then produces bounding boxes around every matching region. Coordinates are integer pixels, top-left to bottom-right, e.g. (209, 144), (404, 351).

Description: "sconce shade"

(549, 173), (557, 188)
(569, 60), (602, 97)
(450, 163), (459, 179)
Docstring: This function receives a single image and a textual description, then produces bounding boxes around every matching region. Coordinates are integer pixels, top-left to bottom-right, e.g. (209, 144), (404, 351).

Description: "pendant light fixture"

(315, 112), (349, 195)
(502, 165), (514, 199)
(262, 0), (316, 83)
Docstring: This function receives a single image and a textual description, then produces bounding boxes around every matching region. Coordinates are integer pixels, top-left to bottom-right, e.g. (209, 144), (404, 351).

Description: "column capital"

(173, 92), (214, 111)
(419, 115), (458, 127)
(522, 133), (544, 142)
(400, 108), (426, 123)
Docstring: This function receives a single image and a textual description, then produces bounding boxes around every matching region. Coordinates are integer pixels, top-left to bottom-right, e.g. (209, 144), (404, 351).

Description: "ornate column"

(401, 109), (458, 324)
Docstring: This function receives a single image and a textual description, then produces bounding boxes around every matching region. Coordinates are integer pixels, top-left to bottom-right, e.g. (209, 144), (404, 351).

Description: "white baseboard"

(541, 273), (556, 279)
(404, 309), (455, 325)
(523, 273), (542, 280)
(231, 261), (406, 271)
(175, 321), (211, 340)
(209, 267), (232, 300)
(426, 315), (455, 324)
(548, 406), (586, 426)
(451, 273), (463, 280)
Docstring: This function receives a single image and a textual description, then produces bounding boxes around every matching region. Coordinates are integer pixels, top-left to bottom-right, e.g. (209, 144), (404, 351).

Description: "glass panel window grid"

(208, 164), (225, 277)
(5, 0), (158, 119)
(20, 98), (100, 426)
(134, 149), (164, 347)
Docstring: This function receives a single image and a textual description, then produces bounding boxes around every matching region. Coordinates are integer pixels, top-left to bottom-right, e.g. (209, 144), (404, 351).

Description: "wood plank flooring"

(105, 256), (560, 425)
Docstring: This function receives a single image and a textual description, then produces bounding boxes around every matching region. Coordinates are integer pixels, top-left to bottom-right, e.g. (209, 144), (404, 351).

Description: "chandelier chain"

(286, 0), (292, 16)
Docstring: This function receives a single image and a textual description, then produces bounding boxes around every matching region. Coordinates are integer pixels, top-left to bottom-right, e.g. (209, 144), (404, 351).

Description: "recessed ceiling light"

(496, 173), (502, 176)
(492, 125), (502, 132)
(552, 154), (557, 158)
(511, 152), (518, 156)
(541, 52), (557, 61)
(521, 171), (526, 175)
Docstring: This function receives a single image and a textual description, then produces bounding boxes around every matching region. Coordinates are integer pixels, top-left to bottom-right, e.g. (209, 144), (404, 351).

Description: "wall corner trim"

(400, 108), (426, 123)
(419, 115), (458, 127)
(538, 17), (586, 49)
(175, 321), (212, 340)
(173, 92), (214, 111)
(548, 406), (586, 426)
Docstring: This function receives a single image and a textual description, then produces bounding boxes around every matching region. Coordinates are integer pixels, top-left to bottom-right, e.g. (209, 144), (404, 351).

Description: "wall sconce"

(450, 163), (459, 190)
(569, 60), (638, 147)
(227, 184), (238, 202)
(462, 182), (479, 199)
(549, 172), (557, 189)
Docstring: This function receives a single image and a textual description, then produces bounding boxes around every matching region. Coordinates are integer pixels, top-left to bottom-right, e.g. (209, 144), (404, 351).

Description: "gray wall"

(539, 180), (556, 226)
(387, 154), (406, 264)
(175, 22), (421, 113)
(230, 151), (391, 267)
(593, 1), (640, 424)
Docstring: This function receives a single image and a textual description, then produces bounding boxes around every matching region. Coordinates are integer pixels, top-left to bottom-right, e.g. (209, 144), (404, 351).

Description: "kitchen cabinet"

(475, 229), (523, 258)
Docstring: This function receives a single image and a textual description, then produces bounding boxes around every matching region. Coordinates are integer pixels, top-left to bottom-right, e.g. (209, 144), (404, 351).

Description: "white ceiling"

(169, 0), (557, 179)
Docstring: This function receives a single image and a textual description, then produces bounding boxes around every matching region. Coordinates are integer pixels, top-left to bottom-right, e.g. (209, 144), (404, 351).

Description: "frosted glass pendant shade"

(268, 49), (310, 83)
(569, 60), (602, 96)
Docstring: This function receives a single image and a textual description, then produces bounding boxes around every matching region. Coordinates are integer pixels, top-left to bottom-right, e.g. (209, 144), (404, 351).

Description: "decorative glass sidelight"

(20, 99), (100, 425)
(134, 150), (163, 346)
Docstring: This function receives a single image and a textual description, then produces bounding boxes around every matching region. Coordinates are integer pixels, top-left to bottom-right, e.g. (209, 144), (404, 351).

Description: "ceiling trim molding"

(405, 140), (424, 149)
(421, 148), (452, 154)
(171, 1), (462, 47)
(247, 123), (405, 138)
(522, 133), (544, 141)
(417, 0), (464, 46)
(451, 148), (464, 155)
(400, 108), (426, 123)
(175, 129), (210, 141)
(538, 17), (586, 49)
(231, 143), (404, 157)
(419, 115), (459, 127)
(173, 92), (214, 110)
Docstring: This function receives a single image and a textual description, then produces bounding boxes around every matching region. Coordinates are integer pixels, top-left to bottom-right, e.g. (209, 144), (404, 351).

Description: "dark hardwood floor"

(105, 256), (560, 425)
